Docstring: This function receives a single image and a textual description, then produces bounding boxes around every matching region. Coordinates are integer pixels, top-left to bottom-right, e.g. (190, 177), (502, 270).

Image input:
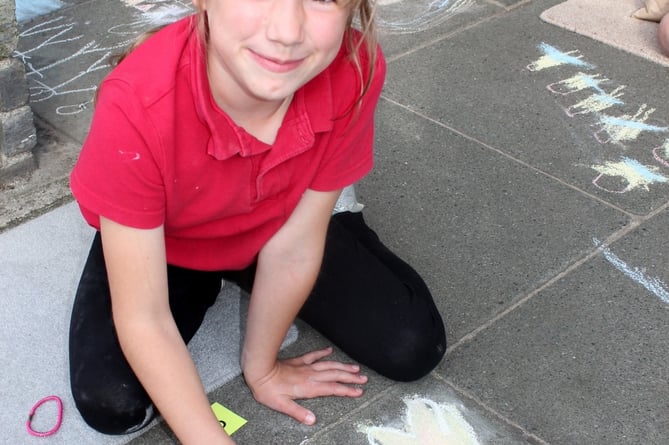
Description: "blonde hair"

(345, 0), (379, 107)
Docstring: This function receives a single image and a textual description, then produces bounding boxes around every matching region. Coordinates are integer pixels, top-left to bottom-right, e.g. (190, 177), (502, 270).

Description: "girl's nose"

(265, 0), (305, 45)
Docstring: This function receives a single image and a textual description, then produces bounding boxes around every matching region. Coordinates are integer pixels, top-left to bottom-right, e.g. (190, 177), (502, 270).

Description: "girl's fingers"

(297, 347), (334, 365)
(274, 398), (317, 425)
(297, 380), (366, 399)
(292, 348), (363, 375)
(310, 368), (368, 385)
(309, 360), (360, 373)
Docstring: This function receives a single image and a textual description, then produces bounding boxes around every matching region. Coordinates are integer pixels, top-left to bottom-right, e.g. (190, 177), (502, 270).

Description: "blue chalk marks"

(527, 43), (594, 71)
(591, 157), (667, 193)
(547, 73), (611, 96)
(595, 105), (668, 144)
(594, 238), (669, 305)
(566, 86), (625, 116)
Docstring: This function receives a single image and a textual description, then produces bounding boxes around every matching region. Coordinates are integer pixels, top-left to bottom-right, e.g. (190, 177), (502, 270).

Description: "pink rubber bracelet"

(27, 396), (63, 437)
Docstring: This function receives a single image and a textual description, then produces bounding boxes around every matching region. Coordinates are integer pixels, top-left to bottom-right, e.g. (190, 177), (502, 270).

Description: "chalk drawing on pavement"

(527, 43), (594, 72)
(547, 72), (611, 95)
(360, 397), (481, 445)
(593, 105), (668, 145)
(594, 238), (669, 305)
(375, 0), (475, 34)
(14, 1), (192, 117)
(565, 86), (625, 117)
(591, 157), (668, 193)
(529, 43), (669, 195)
(15, 17), (131, 114)
(119, 0), (192, 27)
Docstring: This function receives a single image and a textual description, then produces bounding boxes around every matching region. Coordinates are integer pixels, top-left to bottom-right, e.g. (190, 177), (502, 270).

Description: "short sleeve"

(309, 44), (386, 191)
(70, 80), (166, 229)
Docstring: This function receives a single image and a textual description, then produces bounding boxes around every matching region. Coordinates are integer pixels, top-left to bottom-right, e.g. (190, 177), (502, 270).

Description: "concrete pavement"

(7, 0), (669, 443)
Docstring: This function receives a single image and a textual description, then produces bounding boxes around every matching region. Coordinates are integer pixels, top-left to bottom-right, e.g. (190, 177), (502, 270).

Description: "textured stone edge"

(0, 118), (80, 233)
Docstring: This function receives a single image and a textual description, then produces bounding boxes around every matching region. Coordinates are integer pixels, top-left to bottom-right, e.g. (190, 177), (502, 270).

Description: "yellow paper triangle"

(211, 402), (247, 436)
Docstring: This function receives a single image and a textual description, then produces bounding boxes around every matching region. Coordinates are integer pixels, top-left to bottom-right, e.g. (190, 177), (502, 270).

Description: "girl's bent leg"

(299, 212), (447, 382)
(68, 233), (152, 434)
(68, 233), (224, 434)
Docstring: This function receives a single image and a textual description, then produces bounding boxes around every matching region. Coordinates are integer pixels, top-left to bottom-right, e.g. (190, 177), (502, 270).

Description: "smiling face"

(192, 0), (351, 111)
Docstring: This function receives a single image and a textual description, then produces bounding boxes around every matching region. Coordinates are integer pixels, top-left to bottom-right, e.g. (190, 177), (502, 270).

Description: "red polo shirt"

(70, 15), (385, 271)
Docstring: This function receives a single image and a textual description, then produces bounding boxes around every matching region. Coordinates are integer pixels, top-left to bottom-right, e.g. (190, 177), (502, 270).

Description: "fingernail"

(305, 412), (316, 424)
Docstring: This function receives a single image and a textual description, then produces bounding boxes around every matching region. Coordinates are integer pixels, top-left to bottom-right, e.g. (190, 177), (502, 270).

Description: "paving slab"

(441, 210), (669, 444)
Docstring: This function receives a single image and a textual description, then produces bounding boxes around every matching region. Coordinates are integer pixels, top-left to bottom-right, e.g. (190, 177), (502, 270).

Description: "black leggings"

(68, 211), (446, 435)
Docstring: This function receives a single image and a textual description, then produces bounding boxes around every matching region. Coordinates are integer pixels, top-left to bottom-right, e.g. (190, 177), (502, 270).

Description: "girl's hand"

(244, 347), (367, 425)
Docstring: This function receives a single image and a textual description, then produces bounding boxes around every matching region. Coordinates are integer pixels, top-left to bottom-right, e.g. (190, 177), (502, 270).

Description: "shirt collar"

(189, 29), (335, 161)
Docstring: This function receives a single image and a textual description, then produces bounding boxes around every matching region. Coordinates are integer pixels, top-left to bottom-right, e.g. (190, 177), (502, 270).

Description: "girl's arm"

(100, 217), (234, 445)
(241, 189), (368, 425)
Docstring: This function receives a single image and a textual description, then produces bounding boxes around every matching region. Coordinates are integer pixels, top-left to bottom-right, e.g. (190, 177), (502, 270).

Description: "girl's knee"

(72, 384), (154, 435)
(379, 319), (447, 382)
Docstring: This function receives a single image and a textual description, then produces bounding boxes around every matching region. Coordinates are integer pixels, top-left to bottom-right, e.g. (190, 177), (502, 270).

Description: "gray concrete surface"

(6, 0), (669, 443)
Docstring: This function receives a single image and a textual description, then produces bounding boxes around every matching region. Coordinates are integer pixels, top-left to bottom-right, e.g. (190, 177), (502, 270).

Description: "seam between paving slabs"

(435, 373), (552, 445)
(445, 197), (669, 356)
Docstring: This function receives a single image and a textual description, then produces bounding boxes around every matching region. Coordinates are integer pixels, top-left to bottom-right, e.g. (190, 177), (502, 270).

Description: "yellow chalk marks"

(361, 398), (480, 445)
(567, 86), (625, 116)
(595, 104), (667, 144)
(592, 157), (668, 193)
(527, 43), (593, 72)
(547, 72), (610, 95)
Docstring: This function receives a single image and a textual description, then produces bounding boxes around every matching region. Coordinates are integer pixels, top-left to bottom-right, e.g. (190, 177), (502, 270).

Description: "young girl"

(68, 0), (446, 443)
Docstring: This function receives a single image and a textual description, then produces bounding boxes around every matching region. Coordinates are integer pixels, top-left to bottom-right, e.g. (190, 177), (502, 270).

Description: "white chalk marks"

(594, 238), (669, 305)
(14, 1), (192, 118)
(591, 157), (667, 194)
(15, 17), (129, 116)
(528, 43), (669, 194)
(376, 0), (476, 34)
(361, 398), (481, 445)
(119, 0), (192, 28)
